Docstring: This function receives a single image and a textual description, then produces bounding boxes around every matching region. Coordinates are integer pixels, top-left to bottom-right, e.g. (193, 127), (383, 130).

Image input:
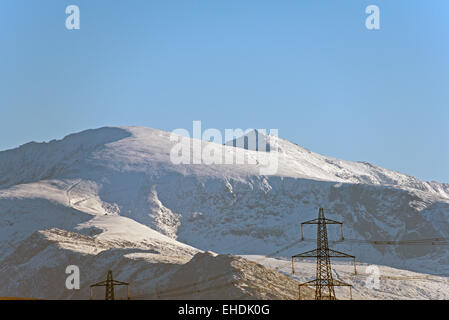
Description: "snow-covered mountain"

(0, 126), (448, 299)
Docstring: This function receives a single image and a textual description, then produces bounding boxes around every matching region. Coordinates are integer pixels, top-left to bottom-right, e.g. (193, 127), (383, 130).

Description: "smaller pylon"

(90, 270), (130, 300)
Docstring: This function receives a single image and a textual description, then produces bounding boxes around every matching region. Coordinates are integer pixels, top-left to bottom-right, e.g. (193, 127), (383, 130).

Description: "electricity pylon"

(292, 208), (355, 300)
(90, 270), (130, 300)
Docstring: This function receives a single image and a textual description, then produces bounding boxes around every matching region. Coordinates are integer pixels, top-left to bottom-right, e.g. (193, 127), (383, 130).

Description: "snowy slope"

(243, 255), (449, 300)
(0, 126), (448, 299)
(0, 229), (310, 300)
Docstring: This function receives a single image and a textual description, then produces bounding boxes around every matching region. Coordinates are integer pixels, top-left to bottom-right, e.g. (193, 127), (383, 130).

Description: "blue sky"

(1, 0), (448, 182)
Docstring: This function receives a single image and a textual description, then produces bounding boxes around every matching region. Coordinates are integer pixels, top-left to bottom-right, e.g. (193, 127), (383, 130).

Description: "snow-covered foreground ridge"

(0, 126), (448, 299)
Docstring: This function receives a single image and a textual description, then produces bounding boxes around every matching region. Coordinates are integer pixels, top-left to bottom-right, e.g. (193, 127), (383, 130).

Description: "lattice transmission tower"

(90, 270), (130, 300)
(292, 208), (356, 300)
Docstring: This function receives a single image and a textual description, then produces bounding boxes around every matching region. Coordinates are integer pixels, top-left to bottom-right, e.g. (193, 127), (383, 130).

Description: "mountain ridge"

(0, 126), (447, 195)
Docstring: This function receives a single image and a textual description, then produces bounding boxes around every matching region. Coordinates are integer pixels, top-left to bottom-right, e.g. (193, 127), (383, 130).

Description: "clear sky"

(1, 0), (448, 182)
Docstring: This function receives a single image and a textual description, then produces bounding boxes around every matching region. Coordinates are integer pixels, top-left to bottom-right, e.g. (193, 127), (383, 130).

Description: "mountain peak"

(224, 129), (274, 152)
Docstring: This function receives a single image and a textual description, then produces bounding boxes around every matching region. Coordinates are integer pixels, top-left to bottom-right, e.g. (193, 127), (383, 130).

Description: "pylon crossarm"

(293, 248), (354, 259)
(301, 219), (320, 225)
(322, 218), (343, 225)
(111, 280), (129, 286)
(298, 279), (320, 286)
(90, 281), (107, 287)
(292, 249), (319, 258)
(329, 279), (352, 287)
(298, 278), (351, 287)
(302, 218), (342, 225)
(328, 248), (355, 258)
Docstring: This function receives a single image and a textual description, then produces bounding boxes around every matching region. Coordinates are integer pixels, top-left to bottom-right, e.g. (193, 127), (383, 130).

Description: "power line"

(301, 237), (449, 246)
